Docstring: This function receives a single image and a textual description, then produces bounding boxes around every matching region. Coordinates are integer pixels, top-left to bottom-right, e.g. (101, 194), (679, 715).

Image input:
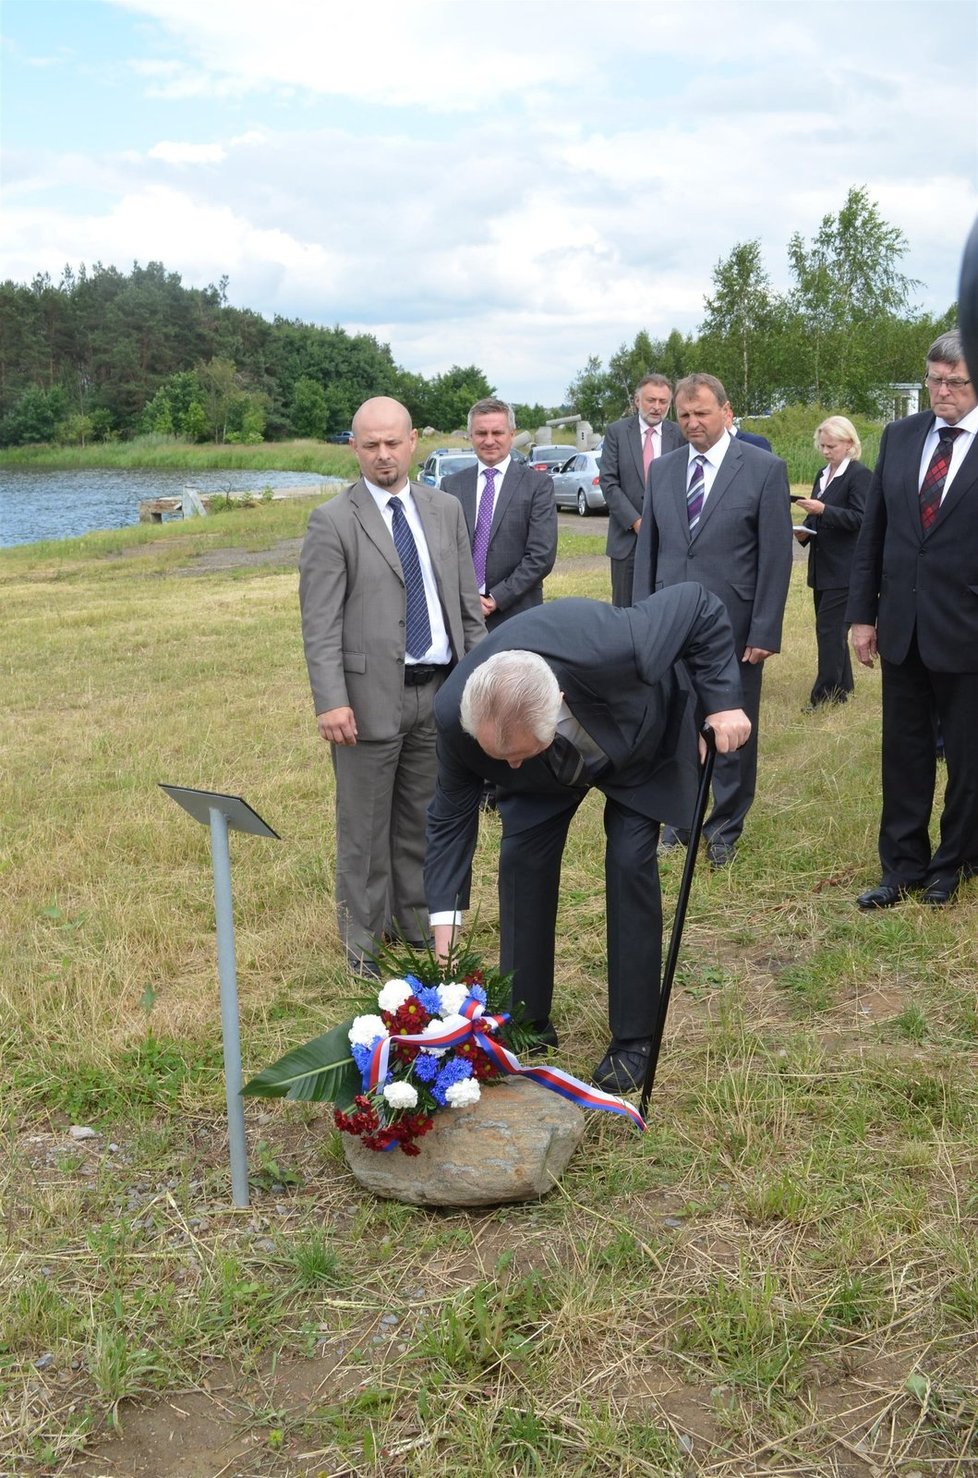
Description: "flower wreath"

(243, 944), (645, 1152)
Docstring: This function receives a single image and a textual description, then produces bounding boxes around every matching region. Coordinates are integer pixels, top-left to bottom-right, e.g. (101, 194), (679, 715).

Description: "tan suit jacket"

(299, 478), (485, 737)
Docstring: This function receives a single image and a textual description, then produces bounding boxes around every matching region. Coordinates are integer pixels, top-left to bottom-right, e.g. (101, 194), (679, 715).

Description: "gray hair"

(634, 373), (672, 395)
(926, 330), (964, 369)
(815, 415), (861, 459)
(460, 651), (561, 748)
(467, 397), (515, 433)
(674, 373), (729, 408)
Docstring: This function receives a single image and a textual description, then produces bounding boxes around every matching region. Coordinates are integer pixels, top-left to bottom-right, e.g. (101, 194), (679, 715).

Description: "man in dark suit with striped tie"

(848, 329), (978, 909)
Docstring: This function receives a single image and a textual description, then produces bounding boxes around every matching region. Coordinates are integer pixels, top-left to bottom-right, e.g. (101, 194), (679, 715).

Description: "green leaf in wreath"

(242, 1020), (361, 1107)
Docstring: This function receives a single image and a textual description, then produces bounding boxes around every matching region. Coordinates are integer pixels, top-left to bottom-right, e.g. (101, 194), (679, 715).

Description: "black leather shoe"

(592, 1041), (650, 1093)
(920, 879), (958, 906)
(658, 827), (687, 853)
(856, 883), (917, 910)
(526, 1020), (559, 1057)
(707, 840), (737, 869)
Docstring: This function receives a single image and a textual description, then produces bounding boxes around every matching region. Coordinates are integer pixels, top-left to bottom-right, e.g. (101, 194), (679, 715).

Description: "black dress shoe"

(856, 883), (918, 910)
(707, 840), (737, 869)
(920, 879), (958, 906)
(526, 1020), (559, 1056)
(592, 1041), (650, 1093)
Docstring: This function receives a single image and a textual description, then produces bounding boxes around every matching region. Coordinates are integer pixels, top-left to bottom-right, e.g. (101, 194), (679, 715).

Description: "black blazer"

(424, 585), (743, 913)
(797, 459), (871, 590)
(847, 412), (978, 671)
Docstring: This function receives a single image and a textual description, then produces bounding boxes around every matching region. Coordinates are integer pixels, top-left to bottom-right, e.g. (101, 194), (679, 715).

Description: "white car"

(551, 452), (606, 516)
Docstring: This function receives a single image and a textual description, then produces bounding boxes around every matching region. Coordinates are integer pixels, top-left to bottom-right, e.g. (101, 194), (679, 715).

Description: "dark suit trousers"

(497, 791), (663, 1041)
(705, 658), (763, 848)
(810, 587), (853, 705)
(611, 549), (637, 608)
(879, 635), (978, 885)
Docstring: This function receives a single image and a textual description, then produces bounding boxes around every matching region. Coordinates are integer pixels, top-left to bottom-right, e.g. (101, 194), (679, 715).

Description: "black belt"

(404, 663), (449, 687)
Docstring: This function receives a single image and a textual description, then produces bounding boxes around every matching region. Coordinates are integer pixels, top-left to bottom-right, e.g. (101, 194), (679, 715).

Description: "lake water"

(0, 467), (334, 549)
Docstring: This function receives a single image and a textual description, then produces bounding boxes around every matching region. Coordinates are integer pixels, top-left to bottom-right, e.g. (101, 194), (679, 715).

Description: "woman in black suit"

(793, 416), (871, 708)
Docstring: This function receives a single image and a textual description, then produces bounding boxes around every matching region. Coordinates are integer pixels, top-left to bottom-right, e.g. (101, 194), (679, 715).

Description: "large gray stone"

(341, 1076), (584, 1206)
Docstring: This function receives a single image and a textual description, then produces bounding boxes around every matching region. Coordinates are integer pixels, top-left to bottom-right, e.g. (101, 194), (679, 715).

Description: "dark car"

(327, 430), (354, 444)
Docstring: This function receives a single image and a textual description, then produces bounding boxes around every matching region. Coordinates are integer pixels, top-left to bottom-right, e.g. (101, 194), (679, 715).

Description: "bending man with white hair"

(424, 586), (750, 1093)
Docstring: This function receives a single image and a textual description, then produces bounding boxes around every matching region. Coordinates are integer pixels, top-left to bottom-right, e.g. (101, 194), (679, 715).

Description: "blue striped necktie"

(388, 496), (432, 659)
(687, 455), (706, 529)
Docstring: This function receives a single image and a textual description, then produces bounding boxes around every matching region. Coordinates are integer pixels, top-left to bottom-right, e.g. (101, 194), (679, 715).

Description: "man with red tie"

(600, 375), (684, 606)
(848, 330), (978, 908)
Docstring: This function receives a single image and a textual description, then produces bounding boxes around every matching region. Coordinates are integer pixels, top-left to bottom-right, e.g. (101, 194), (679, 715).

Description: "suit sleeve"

(819, 462), (870, 533)
(488, 473), (558, 614)
(745, 455), (793, 653)
(298, 505), (351, 715)
(846, 434), (890, 626)
(425, 723), (484, 915)
(628, 583), (743, 715)
(631, 470), (659, 602)
(449, 497), (488, 654)
(600, 420), (640, 534)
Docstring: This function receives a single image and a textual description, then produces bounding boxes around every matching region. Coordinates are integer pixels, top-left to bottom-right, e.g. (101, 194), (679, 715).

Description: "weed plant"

(0, 502), (975, 1475)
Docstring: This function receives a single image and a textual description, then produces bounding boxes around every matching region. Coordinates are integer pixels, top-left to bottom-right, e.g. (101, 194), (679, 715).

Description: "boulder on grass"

(341, 1076), (584, 1206)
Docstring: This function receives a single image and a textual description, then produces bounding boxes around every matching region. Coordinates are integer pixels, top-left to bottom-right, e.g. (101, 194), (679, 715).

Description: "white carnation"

(445, 1078), (481, 1108)
(377, 978), (413, 1013)
(437, 982), (468, 1016)
(349, 1014), (387, 1047)
(383, 1082), (419, 1109)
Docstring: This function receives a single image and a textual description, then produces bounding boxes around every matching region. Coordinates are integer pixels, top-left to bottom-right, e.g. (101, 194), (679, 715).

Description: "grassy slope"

(1, 498), (975, 1476)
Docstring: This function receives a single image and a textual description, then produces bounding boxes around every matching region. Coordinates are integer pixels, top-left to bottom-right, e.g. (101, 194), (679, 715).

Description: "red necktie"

(919, 427), (964, 532)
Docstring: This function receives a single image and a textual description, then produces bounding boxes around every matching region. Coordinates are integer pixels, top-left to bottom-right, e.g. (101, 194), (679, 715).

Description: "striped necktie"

(471, 467), (496, 587)
(919, 427), (964, 532)
(388, 496), (432, 659)
(687, 455), (706, 530)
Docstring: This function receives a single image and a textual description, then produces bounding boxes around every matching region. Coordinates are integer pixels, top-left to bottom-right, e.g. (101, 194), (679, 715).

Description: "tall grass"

(1, 506), (975, 1476)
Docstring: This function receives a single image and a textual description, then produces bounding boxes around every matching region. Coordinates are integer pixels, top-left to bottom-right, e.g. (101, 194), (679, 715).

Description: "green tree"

(181, 400), (208, 442)
(140, 387), (174, 435)
(565, 355), (617, 427)
(698, 241), (778, 413)
(784, 185), (920, 412)
(289, 376), (328, 438)
(424, 365), (494, 432)
(195, 355), (239, 442)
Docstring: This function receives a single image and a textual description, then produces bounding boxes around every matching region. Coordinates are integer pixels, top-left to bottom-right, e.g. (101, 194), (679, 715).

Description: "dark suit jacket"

(442, 459), (557, 629)
(298, 479), (486, 738)
(632, 436), (793, 655)
(600, 414), (685, 560)
(796, 459), (870, 590)
(733, 428), (773, 452)
(425, 585), (743, 912)
(847, 412), (978, 671)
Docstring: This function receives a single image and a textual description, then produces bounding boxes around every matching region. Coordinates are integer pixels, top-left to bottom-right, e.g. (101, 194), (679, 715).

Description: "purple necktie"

(919, 427), (964, 532)
(472, 467), (496, 587)
(687, 455), (706, 530)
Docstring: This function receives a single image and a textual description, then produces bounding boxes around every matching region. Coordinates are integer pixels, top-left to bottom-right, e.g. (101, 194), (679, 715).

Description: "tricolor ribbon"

(366, 998), (645, 1132)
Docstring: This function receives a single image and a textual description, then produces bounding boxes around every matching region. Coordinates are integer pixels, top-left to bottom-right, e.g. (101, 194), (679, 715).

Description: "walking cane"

(639, 725), (718, 1121)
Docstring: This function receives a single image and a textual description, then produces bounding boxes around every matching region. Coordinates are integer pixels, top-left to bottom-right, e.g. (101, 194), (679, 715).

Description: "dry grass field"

(1, 495), (975, 1477)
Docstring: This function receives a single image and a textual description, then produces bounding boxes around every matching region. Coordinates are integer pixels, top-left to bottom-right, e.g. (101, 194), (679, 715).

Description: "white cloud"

(148, 140), (226, 164)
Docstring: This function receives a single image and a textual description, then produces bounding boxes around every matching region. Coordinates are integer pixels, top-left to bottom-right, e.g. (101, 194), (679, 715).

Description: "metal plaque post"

(160, 784), (280, 1207)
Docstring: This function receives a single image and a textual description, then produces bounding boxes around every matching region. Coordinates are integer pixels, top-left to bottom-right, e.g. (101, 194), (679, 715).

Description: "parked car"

(551, 452), (606, 516)
(326, 429), (353, 444)
(529, 443), (577, 473)
(418, 450), (478, 487)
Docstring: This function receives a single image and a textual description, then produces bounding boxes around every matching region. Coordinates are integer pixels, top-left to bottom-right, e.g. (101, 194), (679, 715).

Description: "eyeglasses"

(925, 374), (972, 390)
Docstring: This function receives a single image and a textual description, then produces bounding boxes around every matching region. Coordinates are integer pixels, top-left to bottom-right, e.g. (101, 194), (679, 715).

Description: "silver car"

(418, 450), (478, 487)
(551, 452), (606, 516)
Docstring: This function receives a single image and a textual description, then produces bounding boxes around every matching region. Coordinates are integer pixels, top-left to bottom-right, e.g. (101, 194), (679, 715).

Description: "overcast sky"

(2, 0), (976, 404)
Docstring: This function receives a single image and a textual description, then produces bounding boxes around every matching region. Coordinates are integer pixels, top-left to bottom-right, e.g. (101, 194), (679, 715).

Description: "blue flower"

(414, 985), (443, 1015)
(412, 1053), (440, 1083)
(432, 1056), (474, 1106)
(468, 984), (487, 1006)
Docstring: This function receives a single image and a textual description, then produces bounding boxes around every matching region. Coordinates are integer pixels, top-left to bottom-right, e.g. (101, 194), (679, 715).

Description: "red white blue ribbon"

(366, 999), (646, 1132)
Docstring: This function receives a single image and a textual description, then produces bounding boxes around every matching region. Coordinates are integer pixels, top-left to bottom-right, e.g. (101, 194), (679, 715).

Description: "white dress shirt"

(687, 429), (731, 507)
(918, 405), (978, 501)
(365, 477), (451, 665)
